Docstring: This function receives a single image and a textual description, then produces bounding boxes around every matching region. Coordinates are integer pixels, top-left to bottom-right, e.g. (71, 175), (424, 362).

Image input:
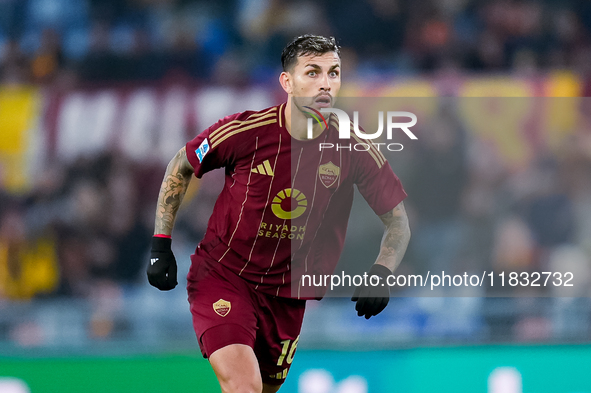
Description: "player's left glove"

(351, 264), (391, 319)
(147, 236), (178, 291)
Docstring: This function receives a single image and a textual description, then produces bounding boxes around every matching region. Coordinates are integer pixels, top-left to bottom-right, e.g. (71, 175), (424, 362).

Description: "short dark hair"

(281, 35), (340, 72)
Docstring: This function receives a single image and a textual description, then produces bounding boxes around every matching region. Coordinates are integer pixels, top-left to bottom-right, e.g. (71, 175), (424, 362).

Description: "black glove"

(351, 264), (391, 319)
(147, 236), (178, 291)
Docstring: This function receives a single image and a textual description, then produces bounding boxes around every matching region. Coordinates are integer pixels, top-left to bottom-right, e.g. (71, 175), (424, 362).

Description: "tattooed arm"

(154, 146), (195, 236)
(351, 201), (411, 318)
(374, 201), (411, 272)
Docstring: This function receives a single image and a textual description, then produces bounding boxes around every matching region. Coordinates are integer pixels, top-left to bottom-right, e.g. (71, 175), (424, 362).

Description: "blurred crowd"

(339, 99), (591, 341)
(2, 0), (591, 86)
(0, 153), (160, 301)
(338, 99), (591, 299)
(0, 143), (225, 302)
(402, 101), (591, 298)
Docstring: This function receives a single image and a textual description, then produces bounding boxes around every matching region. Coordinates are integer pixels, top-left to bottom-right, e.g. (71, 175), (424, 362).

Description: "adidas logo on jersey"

(251, 160), (274, 176)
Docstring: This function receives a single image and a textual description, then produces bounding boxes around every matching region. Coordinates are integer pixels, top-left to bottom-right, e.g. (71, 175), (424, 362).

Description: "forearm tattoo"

(375, 202), (411, 272)
(154, 147), (193, 236)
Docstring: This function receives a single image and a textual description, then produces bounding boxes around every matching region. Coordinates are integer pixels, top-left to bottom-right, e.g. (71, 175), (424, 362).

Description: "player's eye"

(307, 70), (317, 77)
(329, 71), (339, 77)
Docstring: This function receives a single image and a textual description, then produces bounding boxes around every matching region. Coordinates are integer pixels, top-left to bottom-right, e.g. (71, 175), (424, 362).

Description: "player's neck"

(285, 99), (326, 141)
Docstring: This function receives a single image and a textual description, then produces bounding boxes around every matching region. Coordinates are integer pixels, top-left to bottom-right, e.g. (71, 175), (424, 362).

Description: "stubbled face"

(282, 51), (341, 114)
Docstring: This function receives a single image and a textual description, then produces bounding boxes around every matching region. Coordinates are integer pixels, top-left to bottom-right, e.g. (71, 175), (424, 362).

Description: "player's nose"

(319, 73), (331, 91)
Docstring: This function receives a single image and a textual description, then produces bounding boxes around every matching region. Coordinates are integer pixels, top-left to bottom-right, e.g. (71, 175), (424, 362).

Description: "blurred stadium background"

(1, 0), (591, 391)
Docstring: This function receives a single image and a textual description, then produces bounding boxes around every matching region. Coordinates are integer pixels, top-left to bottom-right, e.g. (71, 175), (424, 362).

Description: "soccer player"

(147, 35), (410, 393)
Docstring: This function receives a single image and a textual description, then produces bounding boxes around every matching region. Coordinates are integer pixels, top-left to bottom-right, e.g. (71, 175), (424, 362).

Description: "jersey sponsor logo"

(258, 222), (306, 240)
(251, 159), (274, 176)
(213, 299), (231, 317)
(195, 138), (210, 162)
(318, 161), (340, 188)
(271, 188), (307, 219)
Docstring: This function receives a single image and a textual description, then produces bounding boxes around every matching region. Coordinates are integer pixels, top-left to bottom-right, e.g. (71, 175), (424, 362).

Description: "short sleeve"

(186, 115), (242, 178)
(354, 152), (407, 216)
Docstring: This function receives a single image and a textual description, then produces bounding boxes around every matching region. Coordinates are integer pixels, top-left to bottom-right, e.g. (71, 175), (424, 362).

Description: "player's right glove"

(351, 264), (391, 319)
(147, 236), (178, 291)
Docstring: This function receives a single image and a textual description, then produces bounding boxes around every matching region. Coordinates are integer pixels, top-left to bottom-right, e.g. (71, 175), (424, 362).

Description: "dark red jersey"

(186, 103), (406, 298)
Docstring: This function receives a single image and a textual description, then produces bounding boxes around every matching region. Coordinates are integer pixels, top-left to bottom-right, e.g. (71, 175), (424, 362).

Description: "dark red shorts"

(187, 257), (306, 385)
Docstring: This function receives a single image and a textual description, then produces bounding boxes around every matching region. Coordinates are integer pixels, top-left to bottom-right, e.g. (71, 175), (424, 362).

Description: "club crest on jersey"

(318, 162), (340, 188)
(196, 138), (210, 163)
(213, 299), (231, 317)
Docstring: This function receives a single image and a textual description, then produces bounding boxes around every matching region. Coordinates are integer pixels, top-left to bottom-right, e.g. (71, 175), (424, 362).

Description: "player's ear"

(279, 71), (292, 95)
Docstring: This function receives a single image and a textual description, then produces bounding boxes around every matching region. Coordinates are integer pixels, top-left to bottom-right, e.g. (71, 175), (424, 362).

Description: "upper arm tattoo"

(375, 202), (411, 271)
(154, 147), (194, 235)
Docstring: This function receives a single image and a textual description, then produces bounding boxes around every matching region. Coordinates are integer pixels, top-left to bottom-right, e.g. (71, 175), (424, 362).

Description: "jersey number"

(277, 336), (299, 366)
